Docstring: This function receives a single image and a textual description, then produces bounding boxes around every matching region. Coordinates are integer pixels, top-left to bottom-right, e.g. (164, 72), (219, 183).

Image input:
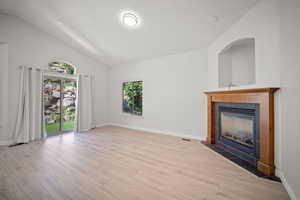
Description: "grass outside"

(64, 82), (74, 87)
(46, 120), (75, 133)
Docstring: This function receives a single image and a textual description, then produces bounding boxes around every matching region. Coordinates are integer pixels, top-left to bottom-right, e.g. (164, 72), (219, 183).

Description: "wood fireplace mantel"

(205, 88), (279, 176)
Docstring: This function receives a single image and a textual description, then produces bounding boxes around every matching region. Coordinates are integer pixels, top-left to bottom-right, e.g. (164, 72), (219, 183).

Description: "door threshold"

(47, 130), (74, 137)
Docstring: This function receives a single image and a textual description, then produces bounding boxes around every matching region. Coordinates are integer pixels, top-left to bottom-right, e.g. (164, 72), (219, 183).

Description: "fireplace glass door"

(220, 112), (254, 147)
(215, 102), (259, 166)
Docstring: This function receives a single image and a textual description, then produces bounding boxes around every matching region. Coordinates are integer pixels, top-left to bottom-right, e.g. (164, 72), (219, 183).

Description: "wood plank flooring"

(0, 126), (290, 200)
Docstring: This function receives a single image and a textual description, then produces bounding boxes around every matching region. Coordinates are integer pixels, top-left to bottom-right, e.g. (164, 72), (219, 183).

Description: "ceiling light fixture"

(121, 12), (139, 28)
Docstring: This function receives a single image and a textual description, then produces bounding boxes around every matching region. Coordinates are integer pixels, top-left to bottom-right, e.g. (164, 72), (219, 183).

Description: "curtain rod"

(18, 65), (43, 71)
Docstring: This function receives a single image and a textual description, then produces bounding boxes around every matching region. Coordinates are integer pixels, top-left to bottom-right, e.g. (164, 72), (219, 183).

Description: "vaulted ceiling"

(0, 0), (259, 66)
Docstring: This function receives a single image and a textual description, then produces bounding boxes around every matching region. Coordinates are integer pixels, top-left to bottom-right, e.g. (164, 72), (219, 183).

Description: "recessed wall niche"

(219, 38), (255, 88)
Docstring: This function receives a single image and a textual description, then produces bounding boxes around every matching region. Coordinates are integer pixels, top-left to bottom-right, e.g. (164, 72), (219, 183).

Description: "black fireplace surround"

(215, 102), (260, 166)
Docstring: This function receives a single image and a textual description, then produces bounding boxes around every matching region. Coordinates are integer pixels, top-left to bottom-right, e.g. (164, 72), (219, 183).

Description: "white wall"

(219, 39), (255, 87)
(279, 0), (300, 199)
(0, 14), (109, 144)
(219, 50), (232, 87)
(231, 42), (255, 86)
(0, 43), (8, 144)
(208, 0), (280, 90)
(109, 50), (208, 140)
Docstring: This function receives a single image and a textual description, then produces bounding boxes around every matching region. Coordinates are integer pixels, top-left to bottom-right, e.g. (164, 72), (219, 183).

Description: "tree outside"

(122, 81), (143, 115)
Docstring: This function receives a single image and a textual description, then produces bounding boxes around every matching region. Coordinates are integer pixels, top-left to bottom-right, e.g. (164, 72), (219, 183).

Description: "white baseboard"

(78, 124), (110, 132)
(108, 123), (205, 141)
(95, 123), (111, 128)
(0, 139), (14, 146)
(276, 169), (298, 200)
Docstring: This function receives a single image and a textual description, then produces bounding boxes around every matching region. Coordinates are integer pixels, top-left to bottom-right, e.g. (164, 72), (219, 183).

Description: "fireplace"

(205, 88), (279, 176)
(215, 102), (259, 166)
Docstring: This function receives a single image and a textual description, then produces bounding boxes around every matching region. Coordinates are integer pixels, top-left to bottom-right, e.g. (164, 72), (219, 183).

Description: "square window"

(122, 81), (143, 116)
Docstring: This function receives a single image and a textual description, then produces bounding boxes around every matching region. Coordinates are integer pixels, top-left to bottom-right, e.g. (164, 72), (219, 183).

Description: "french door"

(43, 77), (77, 135)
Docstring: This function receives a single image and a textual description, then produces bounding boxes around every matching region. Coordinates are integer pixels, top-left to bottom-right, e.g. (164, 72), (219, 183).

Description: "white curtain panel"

(13, 66), (46, 143)
(76, 74), (94, 132)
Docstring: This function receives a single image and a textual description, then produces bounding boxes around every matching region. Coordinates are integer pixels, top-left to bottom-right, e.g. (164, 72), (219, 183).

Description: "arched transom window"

(49, 61), (76, 75)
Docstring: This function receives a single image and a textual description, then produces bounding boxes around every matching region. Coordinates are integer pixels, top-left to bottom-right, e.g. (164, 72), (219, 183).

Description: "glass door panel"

(62, 80), (77, 131)
(44, 79), (62, 134)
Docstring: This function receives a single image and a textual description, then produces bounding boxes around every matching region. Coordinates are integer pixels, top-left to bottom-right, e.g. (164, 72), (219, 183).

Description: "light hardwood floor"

(0, 126), (289, 200)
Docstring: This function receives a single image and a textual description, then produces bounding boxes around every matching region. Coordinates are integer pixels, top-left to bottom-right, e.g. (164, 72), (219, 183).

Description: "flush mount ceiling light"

(121, 12), (139, 28)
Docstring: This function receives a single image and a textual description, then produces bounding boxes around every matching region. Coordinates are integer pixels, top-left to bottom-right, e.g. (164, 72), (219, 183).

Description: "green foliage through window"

(123, 81), (143, 115)
(63, 63), (75, 74)
(49, 61), (76, 75)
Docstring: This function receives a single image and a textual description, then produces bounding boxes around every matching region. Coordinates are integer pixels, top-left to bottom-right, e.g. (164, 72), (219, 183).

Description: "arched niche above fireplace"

(218, 38), (256, 88)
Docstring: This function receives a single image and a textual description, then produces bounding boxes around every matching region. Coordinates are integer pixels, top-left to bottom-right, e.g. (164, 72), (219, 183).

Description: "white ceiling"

(0, 0), (259, 66)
